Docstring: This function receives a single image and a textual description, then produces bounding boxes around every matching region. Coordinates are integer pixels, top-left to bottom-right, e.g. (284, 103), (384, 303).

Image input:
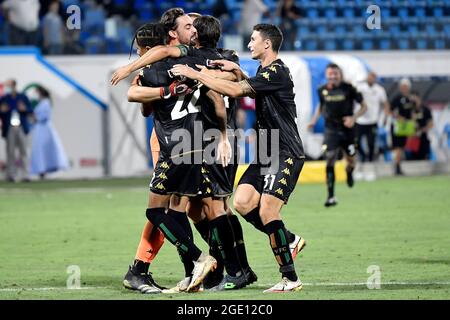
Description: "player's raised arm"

(170, 64), (252, 98)
(128, 80), (194, 103)
(111, 45), (186, 86)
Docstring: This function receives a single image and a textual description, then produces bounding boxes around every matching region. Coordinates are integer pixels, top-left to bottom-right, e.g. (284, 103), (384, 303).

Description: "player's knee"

(233, 196), (253, 215)
(145, 207), (165, 227)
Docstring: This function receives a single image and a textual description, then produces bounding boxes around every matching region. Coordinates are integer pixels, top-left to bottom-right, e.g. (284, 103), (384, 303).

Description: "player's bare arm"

(207, 59), (249, 81)
(344, 101), (368, 128)
(206, 90), (231, 167)
(111, 45), (184, 85)
(170, 64), (253, 98)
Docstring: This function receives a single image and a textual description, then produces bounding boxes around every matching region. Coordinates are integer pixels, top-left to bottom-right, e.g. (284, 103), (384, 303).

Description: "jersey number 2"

(171, 89), (201, 120)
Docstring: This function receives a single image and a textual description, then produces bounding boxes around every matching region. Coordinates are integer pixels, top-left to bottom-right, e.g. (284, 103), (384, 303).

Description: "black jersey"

(139, 56), (204, 158)
(180, 45), (239, 131)
(390, 94), (415, 120)
(318, 82), (363, 131)
(245, 59), (304, 159)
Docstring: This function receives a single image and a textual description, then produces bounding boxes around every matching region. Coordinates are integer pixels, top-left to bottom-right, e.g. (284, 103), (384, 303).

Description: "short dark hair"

(253, 24), (283, 52)
(326, 63), (340, 69)
(135, 23), (166, 47)
(160, 7), (185, 33)
(194, 15), (221, 48)
(129, 23), (165, 57)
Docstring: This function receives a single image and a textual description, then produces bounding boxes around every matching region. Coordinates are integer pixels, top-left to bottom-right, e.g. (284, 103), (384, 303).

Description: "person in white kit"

(355, 72), (390, 181)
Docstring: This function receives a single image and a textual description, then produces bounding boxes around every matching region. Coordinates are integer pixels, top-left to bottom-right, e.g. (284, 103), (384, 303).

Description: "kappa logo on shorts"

(155, 183), (165, 190)
(201, 167), (209, 174)
(158, 173), (168, 180)
(285, 158), (294, 165)
(160, 162), (169, 169)
(282, 168), (291, 176)
(275, 188), (284, 196)
(278, 178), (288, 186)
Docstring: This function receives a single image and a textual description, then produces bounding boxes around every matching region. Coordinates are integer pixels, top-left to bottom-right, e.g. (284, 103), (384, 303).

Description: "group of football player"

(110, 6), (365, 295)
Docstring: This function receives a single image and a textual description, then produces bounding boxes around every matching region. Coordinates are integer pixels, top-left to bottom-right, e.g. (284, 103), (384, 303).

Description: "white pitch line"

(255, 281), (450, 287)
(0, 286), (109, 292)
(1, 282), (450, 293)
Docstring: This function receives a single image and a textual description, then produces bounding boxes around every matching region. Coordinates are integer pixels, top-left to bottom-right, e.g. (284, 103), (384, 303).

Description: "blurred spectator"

(277, 0), (303, 50)
(0, 79), (33, 182)
(239, 0), (268, 47)
(355, 72), (390, 181)
(390, 78), (416, 175)
(30, 86), (69, 179)
(2, 0), (40, 46)
(409, 91), (433, 160)
(42, 0), (65, 55)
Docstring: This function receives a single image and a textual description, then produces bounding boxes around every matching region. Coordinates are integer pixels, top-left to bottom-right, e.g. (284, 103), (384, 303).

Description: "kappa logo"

(268, 65), (277, 73)
(155, 183), (165, 190)
(282, 168), (291, 176)
(275, 188), (284, 196)
(285, 158), (294, 165)
(261, 71), (270, 81)
(160, 162), (169, 169)
(158, 173), (168, 180)
(278, 178), (288, 186)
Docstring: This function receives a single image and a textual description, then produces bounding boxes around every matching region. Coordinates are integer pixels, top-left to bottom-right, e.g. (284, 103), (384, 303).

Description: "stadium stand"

(0, 0), (448, 54)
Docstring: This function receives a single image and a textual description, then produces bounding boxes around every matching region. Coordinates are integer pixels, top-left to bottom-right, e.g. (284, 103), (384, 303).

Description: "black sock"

(194, 217), (210, 244)
(167, 209), (194, 277)
(228, 215), (250, 270)
(264, 220), (297, 281)
(243, 207), (265, 233)
(209, 215), (242, 276)
(132, 259), (149, 274)
(195, 217), (224, 275)
(326, 165), (335, 198)
(146, 208), (202, 262)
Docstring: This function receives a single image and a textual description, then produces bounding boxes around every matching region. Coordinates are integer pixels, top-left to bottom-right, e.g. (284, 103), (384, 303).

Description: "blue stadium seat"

(416, 39), (428, 49)
(304, 39), (318, 51)
(397, 7), (409, 19)
(398, 38), (410, 50)
(362, 39), (374, 50)
(342, 39), (355, 50)
(324, 39), (337, 51)
(434, 39), (445, 49)
(324, 8), (337, 19)
(343, 7), (355, 18)
(307, 8), (319, 19)
(433, 7), (444, 17)
(414, 7), (426, 18)
(379, 39), (391, 50)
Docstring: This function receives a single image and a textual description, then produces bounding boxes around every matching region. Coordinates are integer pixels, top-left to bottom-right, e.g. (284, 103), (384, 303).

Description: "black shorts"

(238, 152), (304, 203)
(323, 128), (356, 156)
(202, 162), (234, 198)
(149, 155), (204, 197)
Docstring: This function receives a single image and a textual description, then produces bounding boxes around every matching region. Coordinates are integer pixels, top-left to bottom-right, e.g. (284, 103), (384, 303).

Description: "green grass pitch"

(0, 175), (449, 300)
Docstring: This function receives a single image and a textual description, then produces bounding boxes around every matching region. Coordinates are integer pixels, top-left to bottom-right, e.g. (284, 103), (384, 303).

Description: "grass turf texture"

(0, 176), (449, 300)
